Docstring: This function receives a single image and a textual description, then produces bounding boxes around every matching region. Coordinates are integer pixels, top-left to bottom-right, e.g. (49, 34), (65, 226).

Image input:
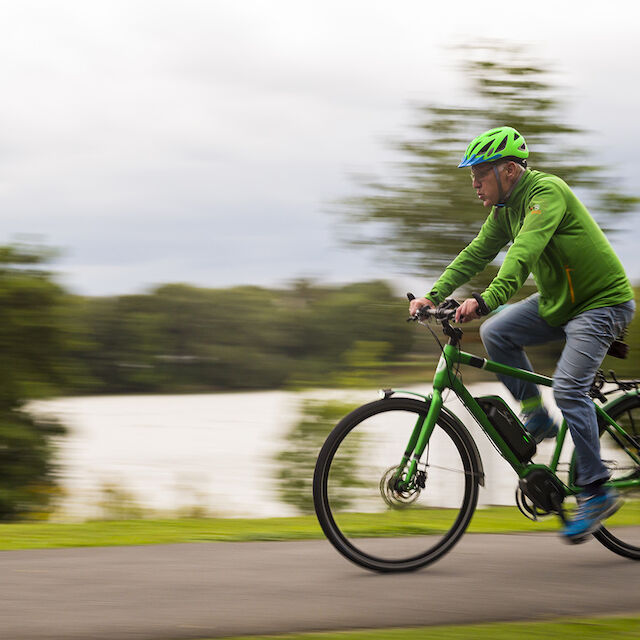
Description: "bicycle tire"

(569, 393), (640, 559)
(313, 397), (481, 572)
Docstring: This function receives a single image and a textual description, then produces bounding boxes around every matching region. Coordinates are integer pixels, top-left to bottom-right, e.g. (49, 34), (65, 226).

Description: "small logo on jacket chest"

(529, 203), (542, 215)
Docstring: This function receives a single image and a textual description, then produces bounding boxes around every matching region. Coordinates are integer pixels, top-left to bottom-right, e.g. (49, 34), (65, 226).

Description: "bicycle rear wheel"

(570, 393), (640, 558)
(313, 397), (481, 572)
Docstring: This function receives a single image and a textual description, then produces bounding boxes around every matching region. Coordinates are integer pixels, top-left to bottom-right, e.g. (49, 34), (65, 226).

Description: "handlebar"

(407, 292), (490, 324)
(412, 306), (458, 322)
(407, 293), (465, 345)
(406, 293), (459, 323)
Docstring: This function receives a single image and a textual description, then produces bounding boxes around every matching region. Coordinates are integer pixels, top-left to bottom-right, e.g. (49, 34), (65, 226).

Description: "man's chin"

(482, 199), (494, 207)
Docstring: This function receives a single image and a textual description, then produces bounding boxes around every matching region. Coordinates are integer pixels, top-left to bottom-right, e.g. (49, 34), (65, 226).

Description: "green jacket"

(427, 169), (634, 326)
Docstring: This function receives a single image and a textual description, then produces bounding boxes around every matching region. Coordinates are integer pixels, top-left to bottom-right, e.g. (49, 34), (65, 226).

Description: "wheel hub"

(380, 466), (422, 508)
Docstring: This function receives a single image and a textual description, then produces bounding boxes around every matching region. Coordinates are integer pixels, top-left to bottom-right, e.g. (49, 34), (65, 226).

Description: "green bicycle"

(312, 297), (640, 572)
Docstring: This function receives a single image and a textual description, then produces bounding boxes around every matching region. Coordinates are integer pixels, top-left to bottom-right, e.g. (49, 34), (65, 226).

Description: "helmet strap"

(493, 163), (525, 208)
(492, 164), (506, 207)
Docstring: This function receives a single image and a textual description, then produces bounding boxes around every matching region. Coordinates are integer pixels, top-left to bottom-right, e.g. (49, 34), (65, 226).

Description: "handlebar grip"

(472, 292), (490, 316)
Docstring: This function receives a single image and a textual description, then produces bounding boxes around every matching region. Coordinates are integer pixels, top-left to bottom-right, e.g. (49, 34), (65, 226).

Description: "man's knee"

(479, 314), (518, 355)
(553, 375), (584, 408)
(479, 315), (500, 349)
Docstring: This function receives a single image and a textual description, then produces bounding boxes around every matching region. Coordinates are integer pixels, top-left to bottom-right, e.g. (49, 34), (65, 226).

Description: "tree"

(0, 243), (70, 519)
(71, 280), (413, 393)
(275, 400), (361, 515)
(340, 43), (639, 292)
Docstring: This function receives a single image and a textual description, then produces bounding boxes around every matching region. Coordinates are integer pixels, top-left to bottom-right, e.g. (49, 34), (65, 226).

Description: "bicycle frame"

(395, 341), (640, 496)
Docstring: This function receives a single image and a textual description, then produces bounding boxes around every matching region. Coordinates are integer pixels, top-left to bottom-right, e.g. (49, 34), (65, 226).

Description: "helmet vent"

(478, 141), (493, 154)
(495, 136), (508, 153)
(519, 143), (527, 151)
(514, 133), (521, 140)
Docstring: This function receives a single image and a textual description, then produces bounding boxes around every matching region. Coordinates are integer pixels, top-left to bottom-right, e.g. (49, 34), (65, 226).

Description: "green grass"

(0, 507), (548, 550)
(188, 615), (640, 640)
(0, 502), (637, 550)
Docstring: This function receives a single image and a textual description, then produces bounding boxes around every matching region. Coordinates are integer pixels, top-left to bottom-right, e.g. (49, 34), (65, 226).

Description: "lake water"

(31, 384), (571, 520)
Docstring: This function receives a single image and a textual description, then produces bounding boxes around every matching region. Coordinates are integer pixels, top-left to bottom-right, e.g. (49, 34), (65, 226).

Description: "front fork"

(394, 389), (443, 491)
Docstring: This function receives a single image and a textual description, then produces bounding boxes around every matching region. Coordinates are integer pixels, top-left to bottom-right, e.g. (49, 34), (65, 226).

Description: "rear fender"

(600, 391), (640, 419)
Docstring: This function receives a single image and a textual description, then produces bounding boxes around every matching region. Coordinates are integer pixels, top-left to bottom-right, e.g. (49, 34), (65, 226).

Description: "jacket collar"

(504, 168), (533, 209)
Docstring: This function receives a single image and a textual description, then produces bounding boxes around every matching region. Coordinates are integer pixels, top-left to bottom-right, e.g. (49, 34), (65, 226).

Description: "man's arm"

(427, 213), (510, 305)
(481, 182), (565, 311)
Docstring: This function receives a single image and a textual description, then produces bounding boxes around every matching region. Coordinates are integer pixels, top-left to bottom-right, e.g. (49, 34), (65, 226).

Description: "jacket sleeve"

(427, 212), (510, 305)
(481, 181), (566, 310)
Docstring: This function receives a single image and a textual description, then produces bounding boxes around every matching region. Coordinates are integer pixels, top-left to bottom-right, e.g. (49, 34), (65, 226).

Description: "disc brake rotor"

(379, 466), (422, 508)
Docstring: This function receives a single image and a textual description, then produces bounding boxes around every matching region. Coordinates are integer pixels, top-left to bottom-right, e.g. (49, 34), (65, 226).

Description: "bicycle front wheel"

(313, 397), (481, 572)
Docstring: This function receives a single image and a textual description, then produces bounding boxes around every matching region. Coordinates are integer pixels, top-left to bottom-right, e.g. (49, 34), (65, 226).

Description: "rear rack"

(589, 369), (640, 403)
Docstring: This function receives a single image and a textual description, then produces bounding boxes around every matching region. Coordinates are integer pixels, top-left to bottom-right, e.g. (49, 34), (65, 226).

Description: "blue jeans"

(479, 294), (635, 486)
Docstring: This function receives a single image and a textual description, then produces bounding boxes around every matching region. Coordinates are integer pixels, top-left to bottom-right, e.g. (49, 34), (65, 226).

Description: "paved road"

(0, 532), (638, 640)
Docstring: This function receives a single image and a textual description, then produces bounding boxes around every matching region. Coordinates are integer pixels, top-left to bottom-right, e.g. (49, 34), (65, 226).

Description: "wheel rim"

(319, 404), (477, 568)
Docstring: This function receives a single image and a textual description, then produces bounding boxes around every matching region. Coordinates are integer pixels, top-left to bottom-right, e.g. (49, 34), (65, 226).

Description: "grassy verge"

(0, 502), (636, 550)
(189, 615), (640, 640)
(0, 506), (561, 550)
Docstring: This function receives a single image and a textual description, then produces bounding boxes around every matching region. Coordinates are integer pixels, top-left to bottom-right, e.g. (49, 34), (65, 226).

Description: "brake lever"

(406, 308), (432, 323)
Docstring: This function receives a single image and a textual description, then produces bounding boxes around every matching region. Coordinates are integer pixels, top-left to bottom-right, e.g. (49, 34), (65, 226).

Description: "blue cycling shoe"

(523, 409), (558, 444)
(562, 488), (623, 544)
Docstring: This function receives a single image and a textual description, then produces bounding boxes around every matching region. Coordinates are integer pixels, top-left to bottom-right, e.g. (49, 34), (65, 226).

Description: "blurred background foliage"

(0, 42), (639, 520)
(3, 243), (637, 396)
(1, 43), (636, 403)
(68, 278), (413, 393)
(338, 43), (639, 293)
(0, 244), (68, 520)
(275, 400), (360, 514)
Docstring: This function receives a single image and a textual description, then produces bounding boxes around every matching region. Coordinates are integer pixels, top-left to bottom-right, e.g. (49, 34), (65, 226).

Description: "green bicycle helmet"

(458, 126), (528, 168)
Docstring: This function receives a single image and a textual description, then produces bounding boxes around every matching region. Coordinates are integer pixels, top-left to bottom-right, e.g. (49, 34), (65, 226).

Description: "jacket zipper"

(565, 265), (575, 303)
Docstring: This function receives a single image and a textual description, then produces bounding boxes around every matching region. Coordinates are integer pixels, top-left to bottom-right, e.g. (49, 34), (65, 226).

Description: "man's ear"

(508, 161), (521, 180)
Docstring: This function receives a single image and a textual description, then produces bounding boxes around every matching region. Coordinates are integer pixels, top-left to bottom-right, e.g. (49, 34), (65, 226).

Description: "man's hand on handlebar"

(455, 297), (480, 323)
(408, 293), (486, 323)
(409, 297), (435, 317)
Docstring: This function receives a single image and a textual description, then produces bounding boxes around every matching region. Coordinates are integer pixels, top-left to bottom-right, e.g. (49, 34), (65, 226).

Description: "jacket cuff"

(426, 289), (444, 306)
(481, 290), (500, 312)
(472, 293), (491, 316)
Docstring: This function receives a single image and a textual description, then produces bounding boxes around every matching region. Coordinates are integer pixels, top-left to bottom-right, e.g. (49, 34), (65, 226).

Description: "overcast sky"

(1, 1), (639, 296)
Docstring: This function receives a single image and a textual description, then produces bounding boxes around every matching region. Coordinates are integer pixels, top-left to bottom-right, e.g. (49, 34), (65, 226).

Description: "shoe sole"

(562, 497), (623, 545)
(534, 431), (558, 445)
(532, 426), (559, 445)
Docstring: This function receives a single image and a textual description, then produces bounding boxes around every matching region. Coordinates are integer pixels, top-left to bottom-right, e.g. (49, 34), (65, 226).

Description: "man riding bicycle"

(409, 126), (635, 543)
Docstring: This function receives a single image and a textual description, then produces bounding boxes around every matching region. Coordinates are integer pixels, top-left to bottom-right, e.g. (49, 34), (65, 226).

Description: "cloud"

(0, 1), (638, 295)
